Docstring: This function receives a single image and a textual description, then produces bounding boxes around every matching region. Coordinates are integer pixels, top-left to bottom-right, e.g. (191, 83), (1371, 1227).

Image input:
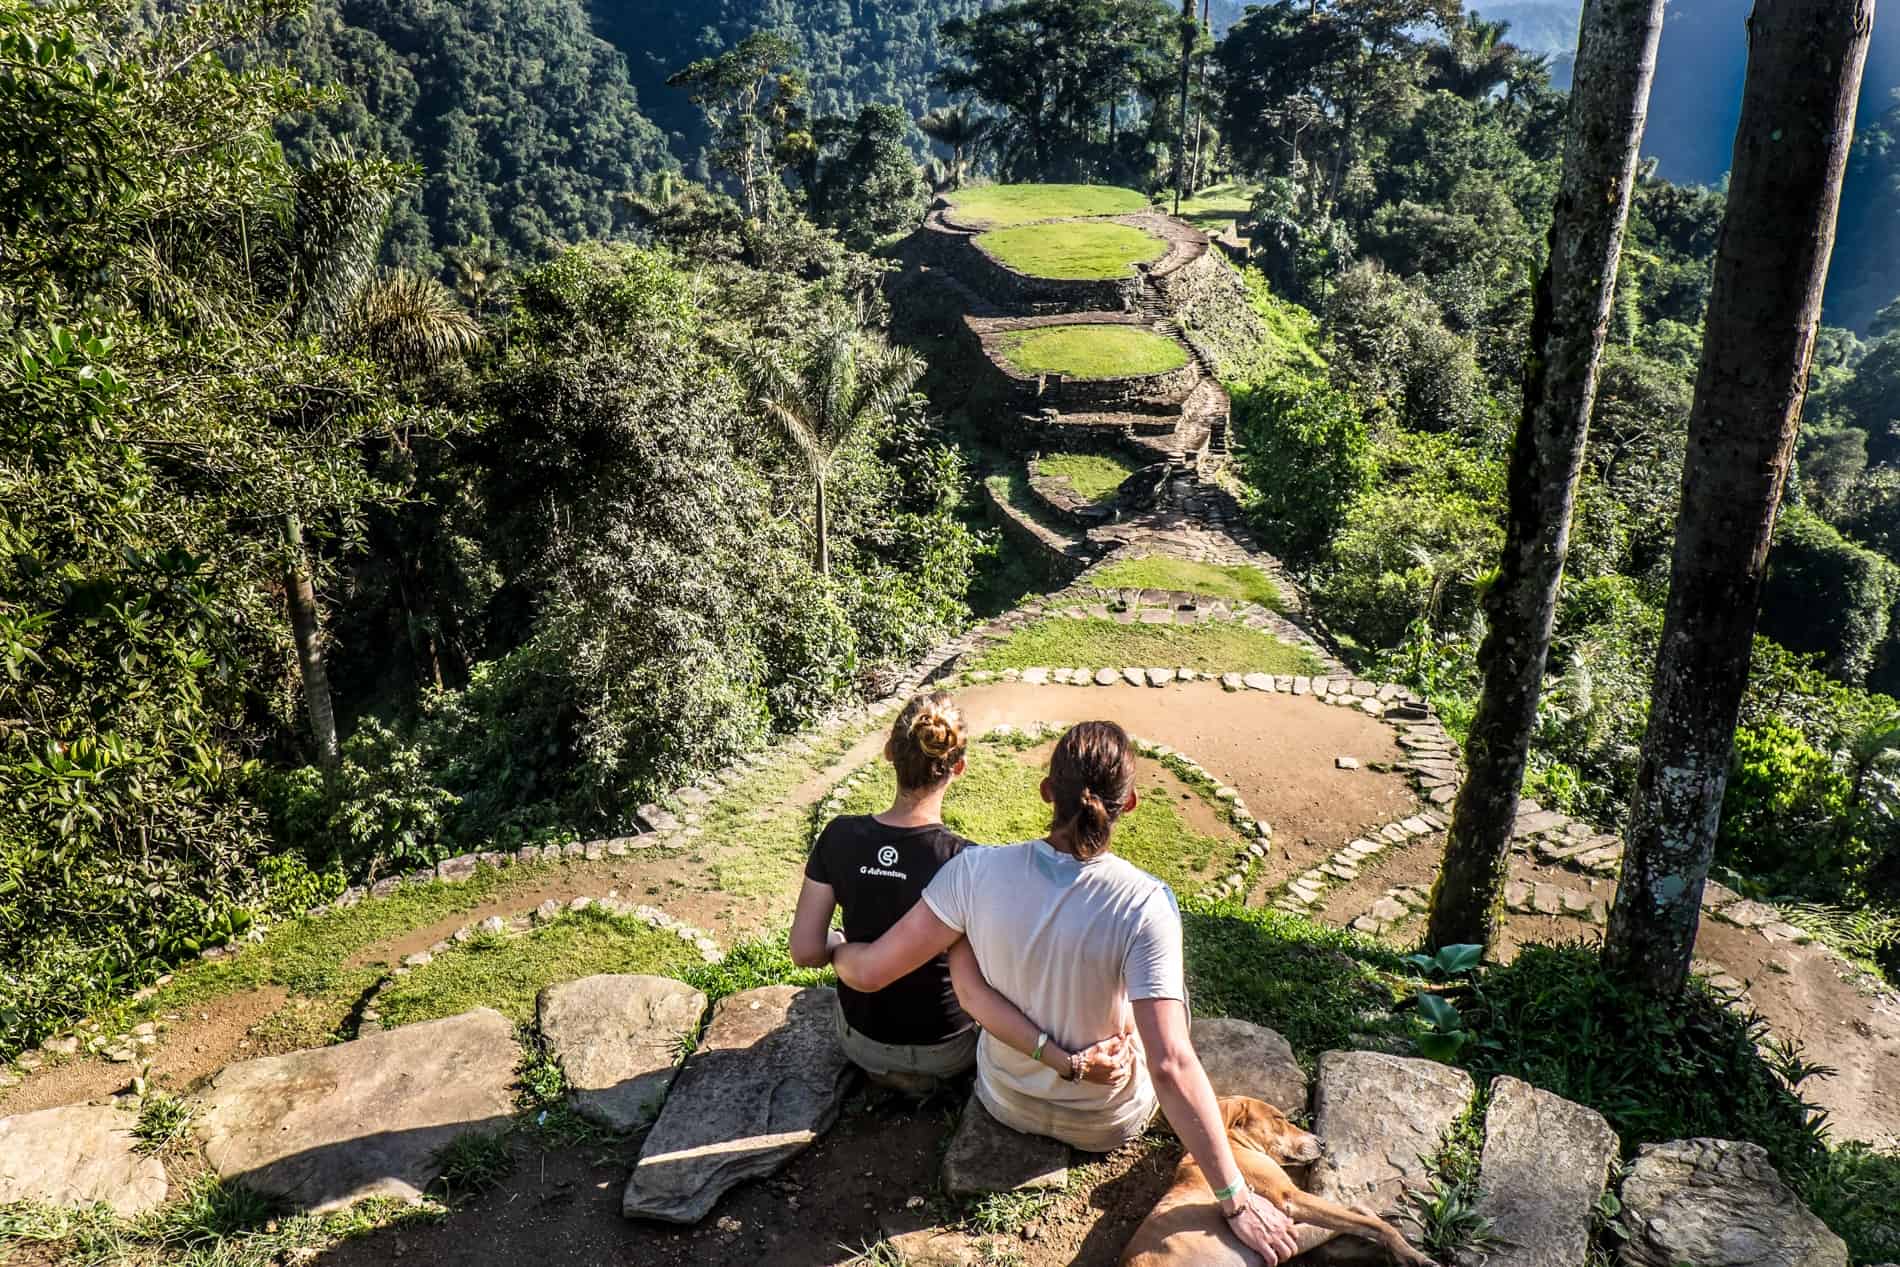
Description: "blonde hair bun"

(888, 692), (968, 789)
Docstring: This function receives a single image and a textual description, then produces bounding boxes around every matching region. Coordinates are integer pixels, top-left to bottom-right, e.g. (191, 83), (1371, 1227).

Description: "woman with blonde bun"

(793, 694), (1129, 1094)
(791, 692), (980, 1090)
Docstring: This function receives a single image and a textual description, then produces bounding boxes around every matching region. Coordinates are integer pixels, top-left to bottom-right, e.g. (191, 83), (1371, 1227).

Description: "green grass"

(976, 220), (1166, 280)
(373, 906), (703, 1027)
(1036, 453), (1136, 502)
(1091, 557), (1285, 610)
(828, 739), (1237, 892)
(968, 616), (1322, 676)
(1173, 183), (1258, 236)
(946, 182), (1148, 228)
(995, 325), (1188, 379)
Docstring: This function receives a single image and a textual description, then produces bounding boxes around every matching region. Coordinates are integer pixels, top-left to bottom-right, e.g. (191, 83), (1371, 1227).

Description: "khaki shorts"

(831, 992), (978, 1093)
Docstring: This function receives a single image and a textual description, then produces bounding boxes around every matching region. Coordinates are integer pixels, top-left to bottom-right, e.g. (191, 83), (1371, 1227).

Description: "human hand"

(1222, 1190), (1300, 1266)
(1074, 1034), (1135, 1088)
(826, 927), (847, 955)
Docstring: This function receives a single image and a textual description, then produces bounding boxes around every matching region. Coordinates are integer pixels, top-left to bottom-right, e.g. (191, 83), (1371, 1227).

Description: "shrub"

(1232, 372), (1376, 564)
(1760, 504), (1900, 686)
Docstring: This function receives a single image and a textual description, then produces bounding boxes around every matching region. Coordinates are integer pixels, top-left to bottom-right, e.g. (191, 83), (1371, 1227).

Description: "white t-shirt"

(922, 840), (1185, 1145)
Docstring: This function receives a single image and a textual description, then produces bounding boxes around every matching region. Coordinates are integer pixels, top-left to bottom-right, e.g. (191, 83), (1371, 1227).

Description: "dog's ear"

(1219, 1097), (1249, 1131)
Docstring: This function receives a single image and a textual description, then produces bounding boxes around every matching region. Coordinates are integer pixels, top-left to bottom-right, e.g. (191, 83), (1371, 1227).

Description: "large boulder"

(1191, 1017), (1307, 1114)
(537, 974), (706, 1132)
(941, 1096), (1070, 1198)
(1620, 1138), (1847, 1267)
(0, 1104), (169, 1215)
(192, 1007), (518, 1213)
(622, 986), (853, 1224)
(1475, 1076), (1618, 1267)
(1308, 1050), (1473, 1263)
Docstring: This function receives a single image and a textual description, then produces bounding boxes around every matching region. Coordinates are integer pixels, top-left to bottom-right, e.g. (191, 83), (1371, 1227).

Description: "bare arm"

(1134, 998), (1300, 1265)
(831, 899), (961, 992)
(947, 942), (1131, 1086)
(788, 878), (843, 969)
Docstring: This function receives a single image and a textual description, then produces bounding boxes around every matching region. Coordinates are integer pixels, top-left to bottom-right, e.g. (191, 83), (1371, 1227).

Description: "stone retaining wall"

(979, 478), (1096, 585)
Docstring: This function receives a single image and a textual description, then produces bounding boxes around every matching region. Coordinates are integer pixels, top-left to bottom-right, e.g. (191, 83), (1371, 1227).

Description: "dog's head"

(1220, 1095), (1322, 1167)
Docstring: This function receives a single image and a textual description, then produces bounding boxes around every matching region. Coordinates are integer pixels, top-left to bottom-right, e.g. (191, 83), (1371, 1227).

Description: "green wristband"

(1213, 1179), (1247, 1206)
(1031, 1032), (1049, 1063)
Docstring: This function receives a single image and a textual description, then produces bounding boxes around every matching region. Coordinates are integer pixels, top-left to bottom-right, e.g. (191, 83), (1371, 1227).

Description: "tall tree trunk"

(1188, 0), (1211, 196)
(815, 472), (831, 578)
(284, 514), (340, 776)
(1171, 0), (1194, 213)
(1603, 0), (1874, 996)
(1424, 0), (1667, 953)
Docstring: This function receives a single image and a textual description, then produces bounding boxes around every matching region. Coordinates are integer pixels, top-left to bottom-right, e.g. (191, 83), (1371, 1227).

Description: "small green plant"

(1414, 992), (1475, 1063)
(964, 1187), (1058, 1236)
(132, 1091), (194, 1155)
(1400, 1176), (1499, 1264)
(1403, 943), (1484, 980)
(517, 1034), (568, 1108)
(151, 1176), (276, 1249)
(839, 1237), (909, 1265)
(430, 1130), (515, 1203)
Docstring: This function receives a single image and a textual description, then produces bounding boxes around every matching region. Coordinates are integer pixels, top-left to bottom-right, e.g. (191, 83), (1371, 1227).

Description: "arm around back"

(831, 898), (960, 992)
(788, 878), (840, 969)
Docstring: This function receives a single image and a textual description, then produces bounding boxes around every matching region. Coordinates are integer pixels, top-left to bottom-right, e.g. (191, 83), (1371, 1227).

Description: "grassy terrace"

(975, 220), (1166, 280)
(1036, 452), (1137, 502)
(996, 325), (1188, 379)
(945, 182), (1149, 228)
(1092, 556), (1285, 610)
(1174, 183), (1258, 236)
(830, 737), (1238, 893)
(970, 616), (1323, 676)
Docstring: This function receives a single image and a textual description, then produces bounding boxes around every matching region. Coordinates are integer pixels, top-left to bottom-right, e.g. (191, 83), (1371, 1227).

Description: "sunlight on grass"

(976, 220), (1166, 280)
(1036, 453), (1137, 502)
(996, 325), (1187, 379)
(1174, 183), (1258, 236)
(829, 740), (1234, 892)
(374, 907), (701, 1027)
(1091, 557), (1284, 610)
(946, 182), (1148, 228)
(969, 617), (1321, 676)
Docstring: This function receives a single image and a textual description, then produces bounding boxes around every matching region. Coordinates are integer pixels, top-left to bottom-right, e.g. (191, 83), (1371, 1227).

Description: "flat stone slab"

(1191, 1018), (1306, 1114)
(1309, 1050), (1473, 1230)
(1620, 1138), (1846, 1267)
(942, 1096), (1069, 1198)
(623, 986), (852, 1223)
(193, 1007), (518, 1213)
(0, 1103), (168, 1215)
(1476, 1076), (1617, 1267)
(538, 974), (707, 1133)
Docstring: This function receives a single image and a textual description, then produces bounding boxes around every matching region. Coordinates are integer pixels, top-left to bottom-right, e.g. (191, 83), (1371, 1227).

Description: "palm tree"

(445, 237), (508, 316)
(1425, 14), (1529, 102)
(918, 103), (993, 192)
(740, 319), (923, 576)
(347, 269), (484, 377)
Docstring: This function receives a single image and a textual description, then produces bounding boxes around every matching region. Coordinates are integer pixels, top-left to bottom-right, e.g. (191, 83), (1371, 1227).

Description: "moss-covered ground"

(976, 220), (1166, 280)
(969, 616), (1322, 676)
(946, 182), (1148, 228)
(1091, 557), (1284, 610)
(1173, 183), (1258, 237)
(995, 325), (1188, 379)
(1036, 452), (1136, 502)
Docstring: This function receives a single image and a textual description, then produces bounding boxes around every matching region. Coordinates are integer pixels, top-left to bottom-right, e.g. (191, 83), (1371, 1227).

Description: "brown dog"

(1120, 1097), (1438, 1267)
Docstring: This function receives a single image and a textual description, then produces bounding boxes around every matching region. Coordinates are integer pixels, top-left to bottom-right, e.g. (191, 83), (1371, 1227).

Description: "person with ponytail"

(833, 722), (1302, 1266)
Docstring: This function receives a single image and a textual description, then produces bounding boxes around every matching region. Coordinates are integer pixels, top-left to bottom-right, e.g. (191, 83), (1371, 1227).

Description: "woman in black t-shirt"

(791, 692), (979, 1091)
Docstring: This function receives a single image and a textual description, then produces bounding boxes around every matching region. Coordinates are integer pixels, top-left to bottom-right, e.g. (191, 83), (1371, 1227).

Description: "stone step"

(623, 986), (853, 1224)
(538, 974), (707, 1133)
(942, 1096), (1069, 1198)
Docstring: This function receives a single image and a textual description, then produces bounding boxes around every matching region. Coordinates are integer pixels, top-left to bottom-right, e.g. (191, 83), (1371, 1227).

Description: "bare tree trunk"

(1171, 0), (1194, 214)
(815, 472), (831, 578)
(1188, 0), (1211, 196)
(1425, 0), (1667, 952)
(284, 514), (340, 776)
(1603, 0), (1875, 996)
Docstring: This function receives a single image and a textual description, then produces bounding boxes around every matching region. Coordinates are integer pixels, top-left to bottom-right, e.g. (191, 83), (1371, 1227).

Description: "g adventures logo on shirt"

(861, 844), (908, 880)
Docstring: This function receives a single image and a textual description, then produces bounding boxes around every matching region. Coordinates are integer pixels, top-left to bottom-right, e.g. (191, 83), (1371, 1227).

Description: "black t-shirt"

(806, 815), (974, 1046)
